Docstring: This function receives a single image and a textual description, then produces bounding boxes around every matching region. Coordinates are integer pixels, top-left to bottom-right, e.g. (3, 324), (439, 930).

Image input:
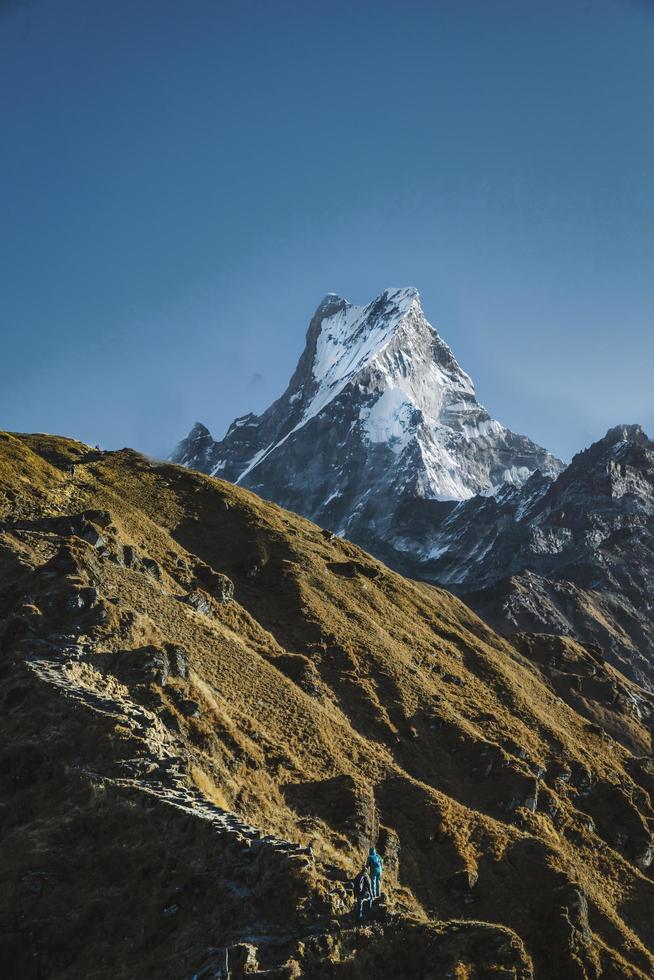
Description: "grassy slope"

(0, 431), (653, 979)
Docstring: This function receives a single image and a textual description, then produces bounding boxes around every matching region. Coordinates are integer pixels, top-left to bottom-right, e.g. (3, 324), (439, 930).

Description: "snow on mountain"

(308, 288), (420, 423)
(170, 293), (654, 687)
(172, 288), (563, 536)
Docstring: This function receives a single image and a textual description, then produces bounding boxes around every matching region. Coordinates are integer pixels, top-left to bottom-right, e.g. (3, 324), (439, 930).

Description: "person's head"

(369, 846), (376, 855)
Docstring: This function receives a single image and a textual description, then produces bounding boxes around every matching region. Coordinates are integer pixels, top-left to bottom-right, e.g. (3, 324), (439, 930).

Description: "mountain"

(391, 423), (654, 690)
(2, 430), (654, 978)
(172, 288), (563, 551)
(172, 292), (654, 692)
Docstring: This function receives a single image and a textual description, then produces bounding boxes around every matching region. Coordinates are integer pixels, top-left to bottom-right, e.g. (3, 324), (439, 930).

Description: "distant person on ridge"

(353, 867), (374, 923)
(367, 846), (383, 898)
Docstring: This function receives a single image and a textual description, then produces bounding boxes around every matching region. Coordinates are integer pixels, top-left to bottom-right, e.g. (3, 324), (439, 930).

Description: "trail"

(25, 635), (314, 863)
(24, 637), (369, 978)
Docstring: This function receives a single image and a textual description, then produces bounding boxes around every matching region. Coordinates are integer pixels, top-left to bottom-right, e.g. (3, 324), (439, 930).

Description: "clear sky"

(1, 0), (653, 462)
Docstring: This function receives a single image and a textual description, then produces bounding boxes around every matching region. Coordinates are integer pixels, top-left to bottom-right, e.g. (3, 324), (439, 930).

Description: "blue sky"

(1, 0), (652, 461)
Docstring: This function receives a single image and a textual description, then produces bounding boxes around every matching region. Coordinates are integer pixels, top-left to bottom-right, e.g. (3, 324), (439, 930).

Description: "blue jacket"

(367, 850), (383, 876)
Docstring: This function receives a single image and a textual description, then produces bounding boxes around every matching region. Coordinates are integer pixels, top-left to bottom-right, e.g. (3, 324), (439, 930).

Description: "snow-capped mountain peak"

(171, 287), (563, 542)
(300, 287), (426, 428)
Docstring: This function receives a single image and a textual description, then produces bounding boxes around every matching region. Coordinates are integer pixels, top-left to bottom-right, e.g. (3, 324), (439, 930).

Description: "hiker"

(367, 845), (383, 898)
(353, 867), (374, 923)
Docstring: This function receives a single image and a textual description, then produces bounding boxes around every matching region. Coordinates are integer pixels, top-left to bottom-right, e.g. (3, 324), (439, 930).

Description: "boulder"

(213, 574), (234, 604)
(118, 644), (189, 686)
(63, 585), (99, 612)
(447, 867), (478, 904)
(121, 545), (137, 568)
(523, 779), (539, 814)
(192, 563), (235, 604)
(183, 590), (216, 617)
(141, 557), (161, 580)
(634, 837), (654, 871)
(82, 509), (112, 529)
(141, 649), (171, 686)
(229, 942), (259, 973)
(165, 643), (189, 680)
(557, 884), (592, 951)
(176, 698), (200, 718)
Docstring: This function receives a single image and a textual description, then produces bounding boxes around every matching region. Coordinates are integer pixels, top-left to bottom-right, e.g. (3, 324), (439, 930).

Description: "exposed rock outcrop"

(2, 431), (654, 978)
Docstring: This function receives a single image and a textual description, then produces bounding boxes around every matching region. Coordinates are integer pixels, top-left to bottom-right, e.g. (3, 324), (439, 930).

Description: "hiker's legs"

(372, 873), (381, 898)
(357, 897), (373, 922)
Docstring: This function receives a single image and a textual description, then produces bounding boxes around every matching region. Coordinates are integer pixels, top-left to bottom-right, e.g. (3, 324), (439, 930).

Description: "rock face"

(171, 288), (562, 547)
(394, 424), (654, 689)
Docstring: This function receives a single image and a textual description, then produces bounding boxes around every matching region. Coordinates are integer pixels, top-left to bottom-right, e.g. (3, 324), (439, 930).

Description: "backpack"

(354, 871), (371, 898)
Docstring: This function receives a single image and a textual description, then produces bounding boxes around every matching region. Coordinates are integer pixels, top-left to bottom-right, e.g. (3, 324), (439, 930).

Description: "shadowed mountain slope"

(1, 431), (654, 978)
(392, 424), (654, 690)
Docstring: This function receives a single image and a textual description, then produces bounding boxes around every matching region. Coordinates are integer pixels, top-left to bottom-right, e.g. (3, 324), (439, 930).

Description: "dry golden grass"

(1, 430), (653, 978)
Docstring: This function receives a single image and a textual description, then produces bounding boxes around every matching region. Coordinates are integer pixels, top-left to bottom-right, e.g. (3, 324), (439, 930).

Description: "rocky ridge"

(390, 424), (654, 689)
(2, 431), (654, 977)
